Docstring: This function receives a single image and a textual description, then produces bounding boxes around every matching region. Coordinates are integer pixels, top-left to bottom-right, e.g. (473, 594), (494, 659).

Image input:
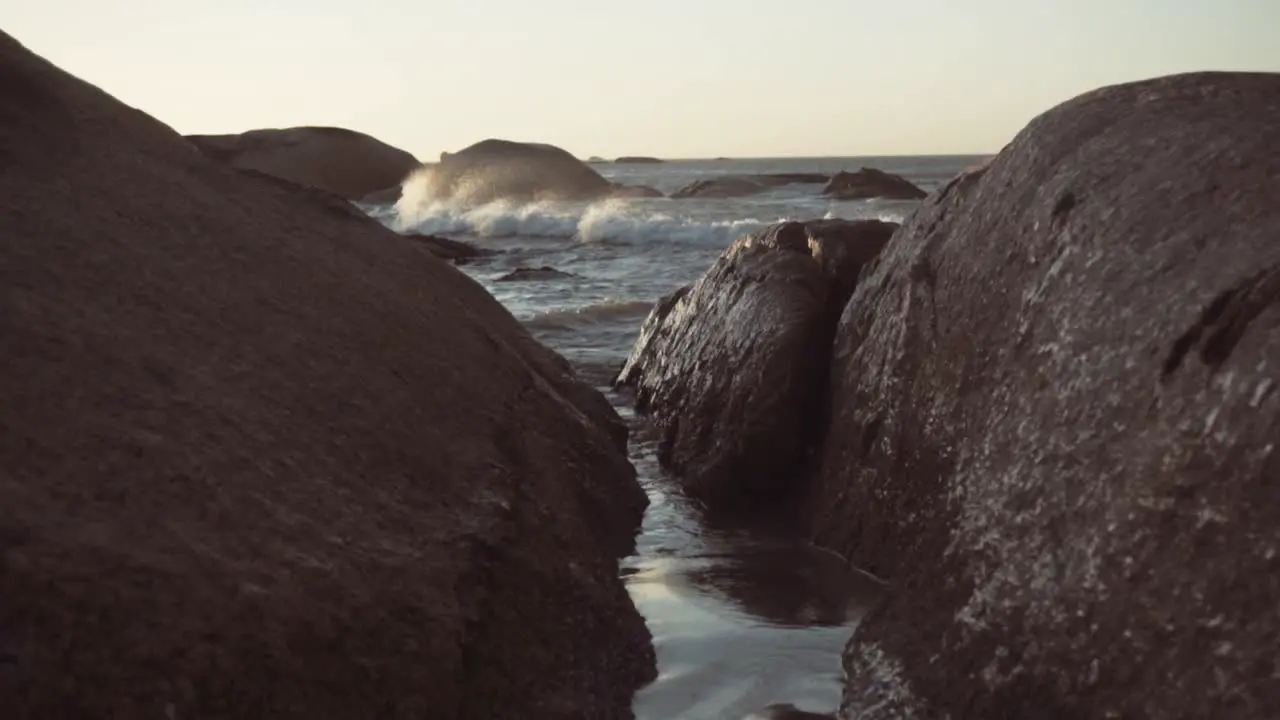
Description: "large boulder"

(616, 220), (897, 510)
(0, 31), (652, 719)
(809, 72), (1280, 719)
(821, 168), (925, 201)
(409, 139), (612, 205)
(186, 126), (419, 201)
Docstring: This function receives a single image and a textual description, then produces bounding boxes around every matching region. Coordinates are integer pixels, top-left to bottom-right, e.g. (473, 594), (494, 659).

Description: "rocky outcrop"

(615, 156), (663, 164)
(0, 30), (652, 719)
(809, 72), (1280, 719)
(411, 139), (612, 205)
(404, 233), (495, 264)
(610, 184), (665, 199)
(821, 168), (925, 201)
(496, 266), (580, 282)
(615, 220), (897, 510)
(186, 126), (419, 201)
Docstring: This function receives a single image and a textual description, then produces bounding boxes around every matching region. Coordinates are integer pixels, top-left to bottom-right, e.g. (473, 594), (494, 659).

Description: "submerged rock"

(671, 174), (831, 199)
(403, 233), (495, 264)
(821, 168), (925, 201)
(809, 72), (1280, 719)
(670, 176), (766, 199)
(186, 126), (419, 201)
(616, 219), (897, 510)
(496, 266), (580, 282)
(610, 183), (665, 198)
(0, 30), (652, 719)
(754, 173), (830, 186)
(412, 138), (612, 205)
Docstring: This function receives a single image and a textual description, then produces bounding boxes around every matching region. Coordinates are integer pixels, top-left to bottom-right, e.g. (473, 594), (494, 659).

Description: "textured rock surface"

(821, 168), (925, 201)
(616, 220), (897, 510)
(410, 138), (612, 205)
(0, 31), (652, 719)
(187, 126), (419, 201)
(807, 72), (1280, 719)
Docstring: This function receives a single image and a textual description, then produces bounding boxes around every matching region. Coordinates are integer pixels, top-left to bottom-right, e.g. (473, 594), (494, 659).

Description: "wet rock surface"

(821, 168), (925, 201)
(0, 31), (652, 719)
(616, 219), (897, 511)
(808, 72), (1280, 719)
(187, 126), (419, 201)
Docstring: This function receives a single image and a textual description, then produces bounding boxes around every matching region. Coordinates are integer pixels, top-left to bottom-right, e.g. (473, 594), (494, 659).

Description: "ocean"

(367, 155), (983, 719)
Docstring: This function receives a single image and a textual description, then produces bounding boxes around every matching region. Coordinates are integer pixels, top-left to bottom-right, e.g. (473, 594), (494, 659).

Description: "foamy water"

(368, 155), (979, 719)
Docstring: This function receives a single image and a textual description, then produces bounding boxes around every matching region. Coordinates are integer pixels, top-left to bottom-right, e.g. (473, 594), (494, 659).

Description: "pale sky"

(6, 0), (1278, 159)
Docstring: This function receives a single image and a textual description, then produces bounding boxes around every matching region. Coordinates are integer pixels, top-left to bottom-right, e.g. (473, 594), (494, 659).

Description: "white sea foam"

(392, 192), (907, 248)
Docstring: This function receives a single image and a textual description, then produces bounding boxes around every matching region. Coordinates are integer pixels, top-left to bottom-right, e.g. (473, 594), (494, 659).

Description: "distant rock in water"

(615, 219), (897, 511)
(671, 173), (832, 199)
(614, 156), (664, 164)
(403, 233), (495, 264)
(587, 156), (608, 163)
(0, 30), (653, 718)
(186, 126), (419, 201)
(811, 72), (1280, 719)
(821, 168), (925, 200)
(670, 176), (766, 199)
(753, 173), (830, 186)
(410, 138), (612, 205)
(497, 266), (580, 282)
(610, 183), (665, 199)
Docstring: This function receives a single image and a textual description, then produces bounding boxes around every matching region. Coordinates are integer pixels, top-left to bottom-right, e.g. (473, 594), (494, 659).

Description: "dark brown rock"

(808, 72), (1280, 719)
(187, 127), (419, 201)
(416, 139), (612, 205)
(403, 233), (495, 264)
(0, 30), (652, 719)
(496, 266), (580, 282)
(616, 220), (897, 510)
(670, 176), (766, 199)
(614, 156), (664, 164)
(821, 168), (925, 201)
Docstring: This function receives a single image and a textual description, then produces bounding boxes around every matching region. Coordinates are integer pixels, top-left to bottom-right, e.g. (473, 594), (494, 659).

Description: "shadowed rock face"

(821, 168), (925, 201)
(411, 138), (612, 205)
(808, 72), (1280, 719)
(0, 30), (653, 719)
(187, 126), (419, 201)
(616, 220), (897, 511)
